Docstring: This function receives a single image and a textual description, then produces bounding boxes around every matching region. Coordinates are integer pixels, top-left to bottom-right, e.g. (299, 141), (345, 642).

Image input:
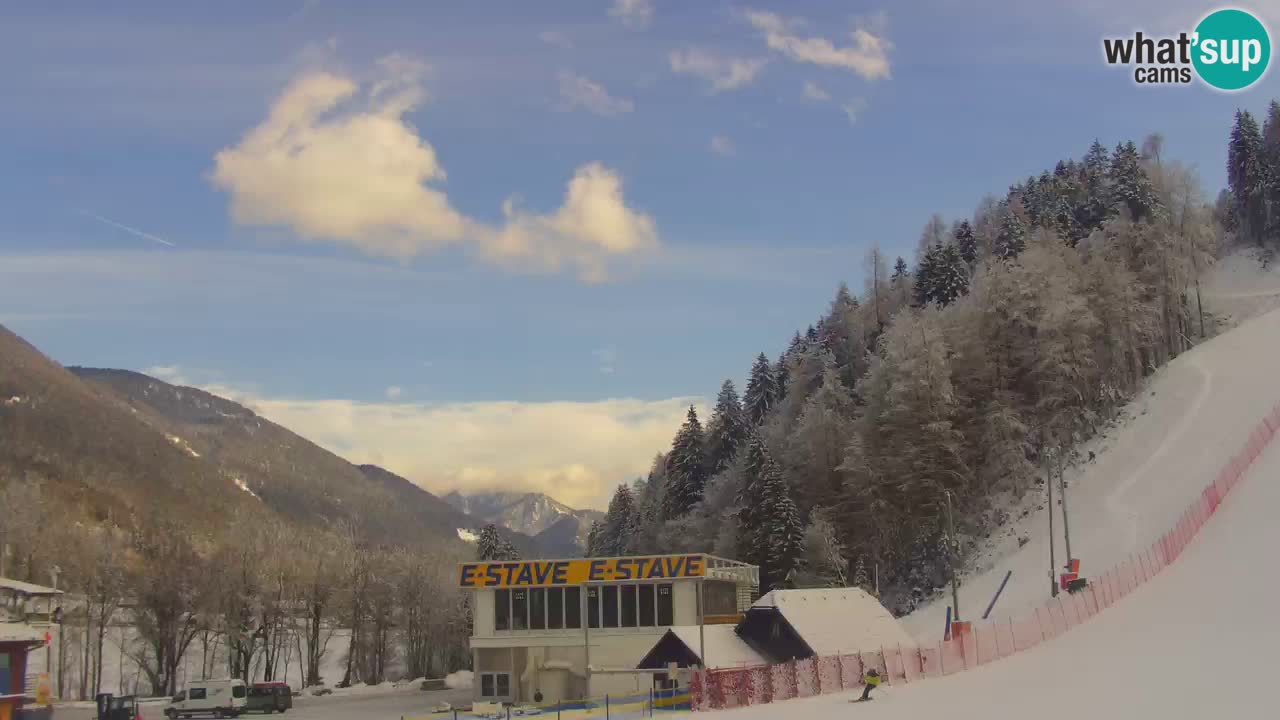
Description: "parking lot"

(54, 686), (472, 720)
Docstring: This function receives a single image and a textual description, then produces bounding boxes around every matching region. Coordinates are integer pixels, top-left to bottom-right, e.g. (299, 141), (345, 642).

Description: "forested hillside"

(586, 99), (1280, 615)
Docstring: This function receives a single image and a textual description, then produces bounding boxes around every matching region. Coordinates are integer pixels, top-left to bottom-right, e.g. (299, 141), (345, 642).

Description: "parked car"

(245, 682), (293, 714)
(165, 678), (248, 718)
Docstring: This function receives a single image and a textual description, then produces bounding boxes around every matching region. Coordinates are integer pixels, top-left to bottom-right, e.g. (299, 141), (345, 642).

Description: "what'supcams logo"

(1103, 8), (1271, 91)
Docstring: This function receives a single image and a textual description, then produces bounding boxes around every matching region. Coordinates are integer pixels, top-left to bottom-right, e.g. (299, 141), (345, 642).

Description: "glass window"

(657, 584), (674, 626)
(512, 590), (528, 630)
(639, 584), (656, 626)
(621, 585), (638, 627)
(602, 585), (619, 627)
(481, 674), (495, 697)
(190, 688), (207, 700)
(496, 674), (510, 697)
(586, 587), (600, 628)
(232, 685), (246, 699)
(565, 587), (582, 629)
(530, 588), (547, 630)
(548, 588), (564, 630)
(495, 590), (511, 631)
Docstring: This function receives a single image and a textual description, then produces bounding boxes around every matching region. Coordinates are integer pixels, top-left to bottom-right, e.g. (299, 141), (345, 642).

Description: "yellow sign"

(459, 555), (706, 588)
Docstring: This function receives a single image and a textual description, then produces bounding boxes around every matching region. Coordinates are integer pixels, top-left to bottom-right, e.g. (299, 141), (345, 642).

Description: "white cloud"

(669, 49), (767, 92)
(746, 9), (892, 80)
(710, 135), (736, 157)
(211, 57), (656, 282)
(557, 71), (635, 116)
(385, 385), (403, 400)
(802, 80), (832, 101)
(841, 97), (868, 125)
(148, 368), (700, 510)
(609, 0), (654, 28)
(538, 30), (573, 49)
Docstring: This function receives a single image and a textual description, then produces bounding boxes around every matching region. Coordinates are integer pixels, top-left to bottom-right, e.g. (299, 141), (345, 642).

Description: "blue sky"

(1, 0), (1276, 508)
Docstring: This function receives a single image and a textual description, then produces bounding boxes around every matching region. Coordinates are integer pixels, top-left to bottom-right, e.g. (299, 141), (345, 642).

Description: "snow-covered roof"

(0, 622), (46, 644)
(0, 577), (63, 596)
(751, 588), (915, 656)
(666, 625), (768, 669)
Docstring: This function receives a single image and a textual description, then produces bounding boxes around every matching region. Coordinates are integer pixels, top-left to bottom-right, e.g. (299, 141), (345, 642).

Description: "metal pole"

(696, 580), (706, 671)
(1059, 459), (1073, 566)
(982, 571), (1013, 620)
(582, 584), (590, 695)
(1047, 451), (1058, 598)
(944, 491), (960, 621)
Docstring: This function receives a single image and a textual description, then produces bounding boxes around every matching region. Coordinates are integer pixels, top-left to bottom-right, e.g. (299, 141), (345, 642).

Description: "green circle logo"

(1192, 8), (1271, 91)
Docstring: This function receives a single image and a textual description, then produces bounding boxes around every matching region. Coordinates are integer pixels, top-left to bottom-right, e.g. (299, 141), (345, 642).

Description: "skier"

(859, 668), (880, 701)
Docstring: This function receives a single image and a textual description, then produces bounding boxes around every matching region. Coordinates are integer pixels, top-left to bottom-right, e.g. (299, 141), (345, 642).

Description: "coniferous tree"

(600, 485), (640, 556)
(954, 220), (977, 266)
(1079, 139), (1112, 232)
(476, 525), (502, 561)
(664, 406), (708, 517)
(852, 556), (871, 593)
(705, 380), (749, 475)
(585, 521), (602, 557)
(743, 353), (779, 424)
(995, 200), (1028, 259)
(1109, 140), (1159, 221)
(759, 452), (805, 592)
(1263, 101), (1280, 241)
(934, 243), (969, 305)
(913, 243), (940, 305)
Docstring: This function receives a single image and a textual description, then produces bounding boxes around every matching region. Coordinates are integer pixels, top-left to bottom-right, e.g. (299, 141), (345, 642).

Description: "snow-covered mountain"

(444, 490), (603, 554)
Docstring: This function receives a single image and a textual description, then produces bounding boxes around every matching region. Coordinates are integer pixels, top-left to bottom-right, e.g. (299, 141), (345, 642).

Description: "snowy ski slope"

(902, 289), (1280, 642)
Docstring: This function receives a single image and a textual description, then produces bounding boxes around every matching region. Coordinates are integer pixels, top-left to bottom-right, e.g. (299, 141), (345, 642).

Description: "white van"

(165, 678), (248, 718)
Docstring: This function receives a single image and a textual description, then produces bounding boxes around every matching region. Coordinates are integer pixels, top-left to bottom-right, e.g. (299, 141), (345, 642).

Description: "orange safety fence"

(691, 402), (1280, 711)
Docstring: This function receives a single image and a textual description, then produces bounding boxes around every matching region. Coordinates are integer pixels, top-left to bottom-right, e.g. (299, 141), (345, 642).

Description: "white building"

(460, 554), (758, 705)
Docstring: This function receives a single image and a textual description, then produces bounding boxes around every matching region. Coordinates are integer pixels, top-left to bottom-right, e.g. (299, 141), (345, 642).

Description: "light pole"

(1046, 450), (1058, 598)
(1059, 455), (1073, 566)
(944, 491), (960, 621)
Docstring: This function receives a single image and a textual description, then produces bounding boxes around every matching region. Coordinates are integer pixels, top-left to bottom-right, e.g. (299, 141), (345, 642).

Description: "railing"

(691, 402), (1280, 711)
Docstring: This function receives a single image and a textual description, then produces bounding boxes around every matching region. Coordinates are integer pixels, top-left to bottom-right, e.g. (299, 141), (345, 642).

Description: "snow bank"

(445, 670), (473, 690)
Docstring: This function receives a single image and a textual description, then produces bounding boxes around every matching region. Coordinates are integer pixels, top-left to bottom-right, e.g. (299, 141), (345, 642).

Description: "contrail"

(73, 208), (176, 247)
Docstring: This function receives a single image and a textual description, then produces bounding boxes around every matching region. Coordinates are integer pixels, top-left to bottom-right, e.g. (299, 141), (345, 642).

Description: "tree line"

(0, 476), (470, 699)
(583, 101), (1280, 614)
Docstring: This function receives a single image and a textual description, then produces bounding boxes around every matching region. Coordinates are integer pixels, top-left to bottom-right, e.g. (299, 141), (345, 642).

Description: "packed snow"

(457, 527), (480, 543)
(445, 669), (473, 690)
(707, 430), (1280, 719)
(231, 475), (260, 500)
(165, 433), (201, 457)
(902, 296), (1280, 642)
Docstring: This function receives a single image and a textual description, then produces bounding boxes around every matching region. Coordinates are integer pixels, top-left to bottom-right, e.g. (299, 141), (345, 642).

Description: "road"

(54, 686), (472, 720)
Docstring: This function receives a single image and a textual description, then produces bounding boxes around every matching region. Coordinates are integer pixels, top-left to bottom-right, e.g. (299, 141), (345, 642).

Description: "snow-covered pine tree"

(664, 405), (708, 518)
(585, 520), (602, 557)
(934, 242), (969, 306)
(995, 199), (1028, 259)
(476, 524), (503, 561)
(800, 510), (848, 588)
(759, 452), (805, 593)
(1078, 139), (1112, 233)
(1262, 101), (1280, 241)
(953, 220), (977, 266)
(705, 380), (749, 475)
(497, 537), (520, 561)
(913, 243), (940, 305)
(852, 555), (870, 593)
(601, 484), (640, 556)
(743, 353), (779, 425)
(735, 433), (770, 567)
(1229, 109), (1268, 245)
(1109, 140), (1160, 222)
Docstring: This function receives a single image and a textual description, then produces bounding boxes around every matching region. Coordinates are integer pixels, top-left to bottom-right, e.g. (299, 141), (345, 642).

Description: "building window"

(586, 587), (600, 628)
(602, 585), (619, 627)
(530, 588), (547, 630)
(512, 590), (528, 630)
(480, 672), (511, 698)
(621, 584), (638, 627)
(657, 583), (674, 626)
(565, 587), (582, 629)
(639, 583), (656, 626)
(548, 588), (564, 630)
(495, 590), (511, 631)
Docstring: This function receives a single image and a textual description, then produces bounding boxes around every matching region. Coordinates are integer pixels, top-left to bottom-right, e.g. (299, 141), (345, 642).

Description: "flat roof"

(0, 577), (64, 597)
